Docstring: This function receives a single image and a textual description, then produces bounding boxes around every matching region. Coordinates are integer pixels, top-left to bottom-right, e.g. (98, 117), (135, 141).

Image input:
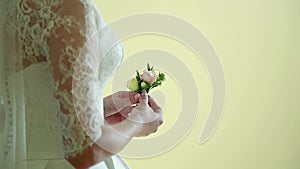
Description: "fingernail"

(134, 94), (140, 99)
(141, 90), (147, 96)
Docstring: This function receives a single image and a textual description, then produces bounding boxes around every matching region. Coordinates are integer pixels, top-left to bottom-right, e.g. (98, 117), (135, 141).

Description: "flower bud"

(141, 82), (147, 88)
(127, 78), (139, 91)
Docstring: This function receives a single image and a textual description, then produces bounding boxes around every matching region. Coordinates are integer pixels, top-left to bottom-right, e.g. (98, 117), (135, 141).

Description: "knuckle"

(157, 117), (163, 125)
(159, 120), (163, 125)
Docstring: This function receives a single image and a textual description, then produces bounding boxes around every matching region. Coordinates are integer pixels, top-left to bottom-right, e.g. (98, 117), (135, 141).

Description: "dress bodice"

(22, 42), (123, 168)
(23, 36), (123, 160)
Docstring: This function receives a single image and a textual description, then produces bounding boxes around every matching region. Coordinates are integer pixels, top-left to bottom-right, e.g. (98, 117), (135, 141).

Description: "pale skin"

(67, 91), (163, 168)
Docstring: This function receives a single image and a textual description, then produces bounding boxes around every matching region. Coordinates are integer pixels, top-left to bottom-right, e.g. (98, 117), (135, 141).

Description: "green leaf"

(158, 73), (166, 81)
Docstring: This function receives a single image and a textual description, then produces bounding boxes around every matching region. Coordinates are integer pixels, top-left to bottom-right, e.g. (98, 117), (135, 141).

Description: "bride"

(0, 0), (163, 168)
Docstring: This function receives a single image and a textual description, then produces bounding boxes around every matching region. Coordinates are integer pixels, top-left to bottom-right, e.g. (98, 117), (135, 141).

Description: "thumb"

(139, 90), (148, 105)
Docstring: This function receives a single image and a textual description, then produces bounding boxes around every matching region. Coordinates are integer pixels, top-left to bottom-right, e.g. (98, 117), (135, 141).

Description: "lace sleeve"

(47, 0), (104, 158)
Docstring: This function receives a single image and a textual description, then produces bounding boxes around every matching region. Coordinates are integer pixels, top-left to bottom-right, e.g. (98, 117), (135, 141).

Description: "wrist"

(124, 114), (143, 136)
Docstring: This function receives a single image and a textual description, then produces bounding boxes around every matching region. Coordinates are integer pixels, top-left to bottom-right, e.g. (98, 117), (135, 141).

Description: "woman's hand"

(129, 91), (163, 137)
(105, 106), (135, 125)
(103, 91), (140, 117)
(104, 90), (163, 136)
(68, 91), (163, 167)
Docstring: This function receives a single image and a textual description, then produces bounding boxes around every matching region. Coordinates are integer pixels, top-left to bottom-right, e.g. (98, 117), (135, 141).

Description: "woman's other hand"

(129, 91), (163, 137)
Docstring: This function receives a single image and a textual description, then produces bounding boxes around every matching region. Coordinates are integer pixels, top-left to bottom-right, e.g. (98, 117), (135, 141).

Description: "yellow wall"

(97, 0), (300, 169)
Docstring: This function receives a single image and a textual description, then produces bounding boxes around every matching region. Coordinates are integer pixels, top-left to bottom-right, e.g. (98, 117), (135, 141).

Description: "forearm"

(97, 118), (142, 153)
(67, 118), (142, 168)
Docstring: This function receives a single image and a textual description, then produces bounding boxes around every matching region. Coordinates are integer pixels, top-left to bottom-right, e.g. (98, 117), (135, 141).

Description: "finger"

(139, 91), (148, 105)
(105, 114), (122, 125)
(129, 92), (140, 104)
(120, 91), (140, 106)
(112, 91), (139, 112)
(148, 96), (162, 113)
(119, 106), (135, 118)
(119, 91), (139, 102)
(159, 119), (164, 125)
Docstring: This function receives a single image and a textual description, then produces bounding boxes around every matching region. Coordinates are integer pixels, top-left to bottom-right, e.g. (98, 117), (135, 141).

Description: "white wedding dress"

(0, 0), (130, 169)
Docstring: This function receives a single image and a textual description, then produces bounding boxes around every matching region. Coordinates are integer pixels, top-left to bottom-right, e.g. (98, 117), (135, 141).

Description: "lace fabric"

(0, 0), (123, 163)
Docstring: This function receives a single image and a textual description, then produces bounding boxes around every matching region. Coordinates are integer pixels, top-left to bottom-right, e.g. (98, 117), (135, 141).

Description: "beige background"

(97, 0), (300, 169)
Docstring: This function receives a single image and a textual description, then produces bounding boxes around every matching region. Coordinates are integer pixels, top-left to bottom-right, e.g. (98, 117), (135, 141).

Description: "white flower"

(141, 70), (157, 85)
